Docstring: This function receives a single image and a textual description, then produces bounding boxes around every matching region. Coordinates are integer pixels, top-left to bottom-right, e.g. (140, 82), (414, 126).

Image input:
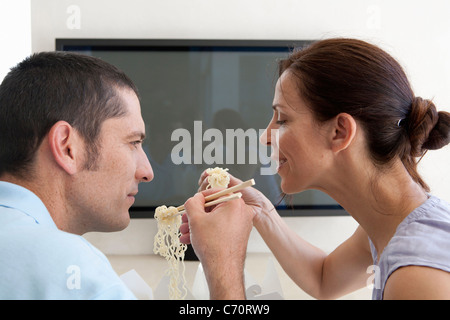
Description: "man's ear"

(330, 113), (357, 153)
(47, 121), (80, 175)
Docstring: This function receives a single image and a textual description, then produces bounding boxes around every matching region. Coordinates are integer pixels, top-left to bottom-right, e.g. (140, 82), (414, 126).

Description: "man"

(0, 52), (153, 299)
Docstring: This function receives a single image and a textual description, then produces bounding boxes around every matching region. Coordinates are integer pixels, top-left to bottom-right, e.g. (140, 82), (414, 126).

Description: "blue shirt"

(0, 181), (136, 299)
(369, 195), (450, 300)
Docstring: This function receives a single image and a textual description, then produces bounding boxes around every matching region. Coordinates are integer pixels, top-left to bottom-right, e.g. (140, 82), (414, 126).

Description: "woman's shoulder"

(397, 195), (450, 237)
(383, 264), (450, 299)
(373, 195), (450, 299)
(386, 194), (450, 272)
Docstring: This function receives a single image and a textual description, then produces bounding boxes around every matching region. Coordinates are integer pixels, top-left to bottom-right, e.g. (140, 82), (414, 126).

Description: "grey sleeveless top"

(369, 195), (450, 300)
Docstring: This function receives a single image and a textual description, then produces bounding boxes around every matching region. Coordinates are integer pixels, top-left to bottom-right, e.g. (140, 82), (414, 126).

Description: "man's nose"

(137, 150), (154, 183)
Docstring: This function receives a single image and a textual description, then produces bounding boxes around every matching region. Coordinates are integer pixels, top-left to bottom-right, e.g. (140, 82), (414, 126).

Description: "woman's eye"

(276, 120), (286, 125)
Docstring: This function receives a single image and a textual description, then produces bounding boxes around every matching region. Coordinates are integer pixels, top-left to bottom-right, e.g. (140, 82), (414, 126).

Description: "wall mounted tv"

(56, 38), (346, 217)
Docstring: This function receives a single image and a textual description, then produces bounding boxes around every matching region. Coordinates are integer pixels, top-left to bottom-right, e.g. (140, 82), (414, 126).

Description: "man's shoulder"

(1, 213), (102, 257)
(0, 219), (133, 299)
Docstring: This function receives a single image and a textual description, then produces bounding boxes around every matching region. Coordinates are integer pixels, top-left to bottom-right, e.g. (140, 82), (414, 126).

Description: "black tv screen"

(56, 39), (345, 217)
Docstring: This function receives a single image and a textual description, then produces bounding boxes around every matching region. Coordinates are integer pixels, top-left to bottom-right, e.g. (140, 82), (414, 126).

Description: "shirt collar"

(0, 181), (57, 229)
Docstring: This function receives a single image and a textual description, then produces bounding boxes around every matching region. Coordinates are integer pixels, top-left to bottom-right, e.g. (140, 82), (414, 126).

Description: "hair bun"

(408, 97), (450, 153)
(423, 110), (450, 150)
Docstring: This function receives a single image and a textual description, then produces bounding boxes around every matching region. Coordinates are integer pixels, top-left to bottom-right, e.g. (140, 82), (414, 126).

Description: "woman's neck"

(321, 158), (428, 259)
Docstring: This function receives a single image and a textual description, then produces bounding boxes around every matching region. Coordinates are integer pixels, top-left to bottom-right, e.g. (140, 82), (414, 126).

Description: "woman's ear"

(47, 121), (80, 175)
(330, 113), (357, 153)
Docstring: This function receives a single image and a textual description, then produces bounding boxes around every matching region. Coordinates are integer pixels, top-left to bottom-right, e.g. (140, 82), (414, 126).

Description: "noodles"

(153, 167), (230, 299)
(153, 205), (187, 300)
(206, 167), (230, 189)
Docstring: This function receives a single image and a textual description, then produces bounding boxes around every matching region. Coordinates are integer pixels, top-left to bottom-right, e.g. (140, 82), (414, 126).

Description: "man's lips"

(127, 193), (137, 206)
(127, 190), (138, 199)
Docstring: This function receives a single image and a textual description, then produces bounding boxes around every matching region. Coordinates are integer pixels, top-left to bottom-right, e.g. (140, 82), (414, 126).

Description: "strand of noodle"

(153, 178), (255, 299)
(153, 206), (187, 299)
(205, 167), (230, 189)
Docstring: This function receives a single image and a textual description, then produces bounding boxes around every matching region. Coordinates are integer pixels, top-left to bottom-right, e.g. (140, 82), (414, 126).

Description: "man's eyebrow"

(126, 131), (146, 140)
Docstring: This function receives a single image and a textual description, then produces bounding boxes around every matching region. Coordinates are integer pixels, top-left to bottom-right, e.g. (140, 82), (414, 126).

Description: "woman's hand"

(197, 170), (275, 226)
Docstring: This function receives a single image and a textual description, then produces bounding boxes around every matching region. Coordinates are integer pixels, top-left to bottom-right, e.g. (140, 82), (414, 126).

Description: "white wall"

(35, 1), (448, 256)
(0, 0), (31, 82)
(30, 0), (450, 202)
(6, 0), (447, 299)
(14, 0), (446, 258)
(28, 0), (450, 257)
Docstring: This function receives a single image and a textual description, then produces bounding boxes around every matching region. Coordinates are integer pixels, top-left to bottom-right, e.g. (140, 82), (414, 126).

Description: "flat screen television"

(56, 39), (346, 217)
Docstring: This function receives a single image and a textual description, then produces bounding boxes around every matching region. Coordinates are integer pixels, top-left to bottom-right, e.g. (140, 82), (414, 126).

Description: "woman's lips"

(277, 159), (287, 172)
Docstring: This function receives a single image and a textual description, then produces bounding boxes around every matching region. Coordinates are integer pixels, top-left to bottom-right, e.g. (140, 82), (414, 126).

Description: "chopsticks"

(176, 192), (243, 215)
(163, 178), (255, 217)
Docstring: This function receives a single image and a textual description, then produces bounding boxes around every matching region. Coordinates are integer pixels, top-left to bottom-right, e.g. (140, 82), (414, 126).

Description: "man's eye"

(131, 141), (142, 148)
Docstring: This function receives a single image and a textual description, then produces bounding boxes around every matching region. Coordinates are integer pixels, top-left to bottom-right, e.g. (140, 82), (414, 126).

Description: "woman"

(180, 38), (450, 300)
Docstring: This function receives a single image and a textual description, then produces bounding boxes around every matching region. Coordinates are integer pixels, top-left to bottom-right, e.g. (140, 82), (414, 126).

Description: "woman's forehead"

(274, 71), (309, 115)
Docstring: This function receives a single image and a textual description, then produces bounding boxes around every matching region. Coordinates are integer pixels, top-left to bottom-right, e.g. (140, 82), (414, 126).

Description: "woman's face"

(260, 71), (332, 194)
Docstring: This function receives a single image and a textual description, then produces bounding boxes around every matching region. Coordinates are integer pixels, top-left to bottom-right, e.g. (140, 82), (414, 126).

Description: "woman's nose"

(259, 125), (273, 146)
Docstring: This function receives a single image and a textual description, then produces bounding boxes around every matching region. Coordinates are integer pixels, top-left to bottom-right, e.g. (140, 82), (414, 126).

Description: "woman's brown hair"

(280, 38), (450, 191)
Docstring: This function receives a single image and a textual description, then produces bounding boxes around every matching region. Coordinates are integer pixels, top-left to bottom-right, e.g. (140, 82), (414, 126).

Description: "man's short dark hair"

(0, 51), (139, 178)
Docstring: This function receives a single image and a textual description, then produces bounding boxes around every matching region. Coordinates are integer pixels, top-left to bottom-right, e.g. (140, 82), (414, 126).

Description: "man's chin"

(113, 212), (131, 231)
(97, 212), (131, 233)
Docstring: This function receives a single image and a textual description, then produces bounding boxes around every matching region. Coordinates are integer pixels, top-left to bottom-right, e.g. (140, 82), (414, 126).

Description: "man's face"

(67, 88), (153, 234)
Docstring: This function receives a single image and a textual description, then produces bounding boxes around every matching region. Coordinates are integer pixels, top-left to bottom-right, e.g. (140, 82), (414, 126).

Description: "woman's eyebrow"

(272, 104), (287, 111)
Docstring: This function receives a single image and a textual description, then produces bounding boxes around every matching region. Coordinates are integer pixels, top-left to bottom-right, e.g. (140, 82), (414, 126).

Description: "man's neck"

(1, 172), (75, 233)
